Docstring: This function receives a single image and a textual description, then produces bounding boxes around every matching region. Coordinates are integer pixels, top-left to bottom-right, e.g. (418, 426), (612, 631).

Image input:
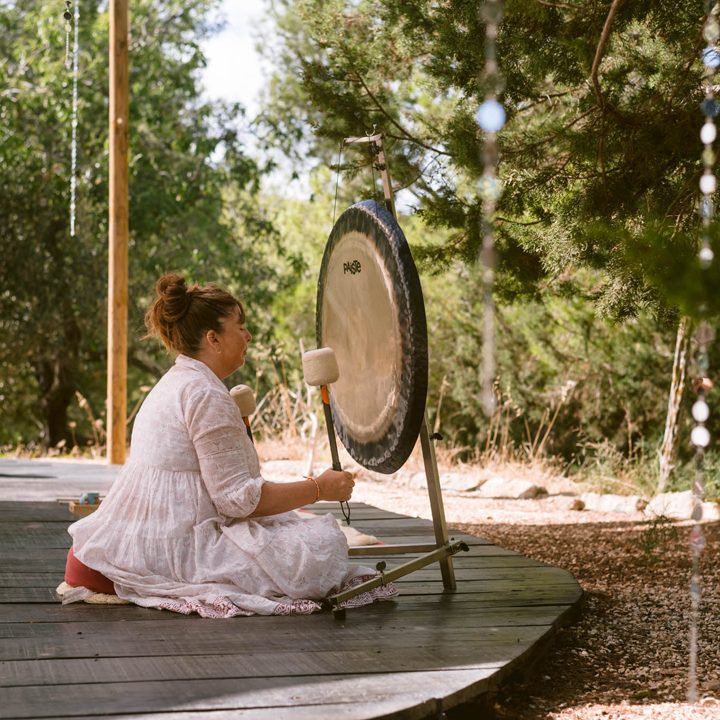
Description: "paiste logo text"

(343, 260), (362, 275)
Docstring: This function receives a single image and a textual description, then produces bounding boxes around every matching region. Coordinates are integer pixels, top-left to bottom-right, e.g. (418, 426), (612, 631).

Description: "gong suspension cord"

(369, 142), (379, 205)
(332, 140), (344, 228)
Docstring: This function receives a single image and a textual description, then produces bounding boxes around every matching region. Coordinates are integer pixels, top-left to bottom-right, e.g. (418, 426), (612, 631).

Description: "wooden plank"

(305, 518), (466, 538)
(0, 598), (576, 625)
(0, 622), (551, 666)
(0, 563), (558, 587)
(0, 669), (500, 720)
(46, 699), (439, 720)
(0, 521), (74, 529)
(0, 604), (576, 640)
(352, 543), (528, 558)
(350, 554), (542, 568)
(0, 603), (188, 624)
(0, 537), (70, 550)
(0, 628), (550, 687)
(46, 706), (429, 720)
(0, 588), (60, 603)
(0, 481), (114, 503)
(0, 558), (70, 572)
(0, 548), (534, 575)
(0, 575), (580, 604)
(0, 519), (488, 546)
(307, 506), (410, 521)
(0, 503), (73, 522)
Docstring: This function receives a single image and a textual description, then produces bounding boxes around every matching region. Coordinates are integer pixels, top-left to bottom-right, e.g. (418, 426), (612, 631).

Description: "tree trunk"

(34, 318), (81, 448)
(657, 315), (692, 494)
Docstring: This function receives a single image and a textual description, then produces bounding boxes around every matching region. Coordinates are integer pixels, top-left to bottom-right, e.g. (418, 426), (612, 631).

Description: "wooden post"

(107, 0), (129, 464)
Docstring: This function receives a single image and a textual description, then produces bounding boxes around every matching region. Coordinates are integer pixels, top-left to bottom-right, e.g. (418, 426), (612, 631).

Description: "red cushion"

(64, 546), (116, 595)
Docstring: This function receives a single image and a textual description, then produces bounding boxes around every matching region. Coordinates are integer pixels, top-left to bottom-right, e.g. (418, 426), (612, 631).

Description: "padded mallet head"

(230, 384), (256, 417)
(302, 347), (340, 387)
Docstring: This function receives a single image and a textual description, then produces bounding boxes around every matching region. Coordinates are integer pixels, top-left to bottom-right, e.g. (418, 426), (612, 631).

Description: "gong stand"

(323, 133), (468, 615)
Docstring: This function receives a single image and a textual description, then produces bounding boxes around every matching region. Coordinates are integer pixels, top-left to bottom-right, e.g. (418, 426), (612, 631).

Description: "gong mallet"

(230, 384), (256, 444)
(302, 347), (351, 525)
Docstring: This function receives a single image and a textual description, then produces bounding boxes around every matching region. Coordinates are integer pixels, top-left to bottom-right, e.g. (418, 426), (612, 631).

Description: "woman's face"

(218, 305), (252, 376)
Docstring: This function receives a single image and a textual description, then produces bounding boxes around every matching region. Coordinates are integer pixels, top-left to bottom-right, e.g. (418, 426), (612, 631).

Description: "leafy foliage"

(257, 1), (720, 488)
(262, 0), (715, 319)
(0, 0), (298, 446)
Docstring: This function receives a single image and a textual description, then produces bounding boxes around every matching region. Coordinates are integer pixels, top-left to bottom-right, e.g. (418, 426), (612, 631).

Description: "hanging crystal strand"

(688, 1), (719, 703)
(476, 1), (505, 416)
(69, 0), (79, 237)
(63, 1), (72, 70)
(688, 327), (713, 703)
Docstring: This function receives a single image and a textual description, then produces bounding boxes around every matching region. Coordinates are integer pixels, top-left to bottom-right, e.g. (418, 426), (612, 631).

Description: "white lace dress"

(68, 354), (396, 618)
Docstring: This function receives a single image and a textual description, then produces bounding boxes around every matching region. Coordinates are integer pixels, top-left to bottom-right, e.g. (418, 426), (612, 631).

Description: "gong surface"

(317, 200), (428, 474)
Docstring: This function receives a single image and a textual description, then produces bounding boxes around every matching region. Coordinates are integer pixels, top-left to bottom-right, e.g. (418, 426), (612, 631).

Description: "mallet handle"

(242, 417), (254, 445)
(321, 385), (351, 525)
(321, 386), (342, 472)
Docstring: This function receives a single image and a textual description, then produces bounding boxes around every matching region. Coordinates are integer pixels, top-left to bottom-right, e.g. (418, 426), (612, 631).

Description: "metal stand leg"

(334, 416), (461, 610)
(419, 416), (456, 591)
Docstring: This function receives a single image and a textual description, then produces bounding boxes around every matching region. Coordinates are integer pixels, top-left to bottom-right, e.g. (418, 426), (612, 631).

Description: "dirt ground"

(346, 466), (720, 720)
(459, 520), (720, 720)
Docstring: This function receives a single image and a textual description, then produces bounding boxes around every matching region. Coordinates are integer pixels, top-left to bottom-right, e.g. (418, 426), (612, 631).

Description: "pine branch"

(354, 73), (453, 157)
(533, 0), (588, 10)
(590, 0), (624, 111)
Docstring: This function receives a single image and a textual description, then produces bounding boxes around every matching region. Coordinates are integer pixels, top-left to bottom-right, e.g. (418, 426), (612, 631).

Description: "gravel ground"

(258, 445), (720, 719)
(347, 468), (720, 720)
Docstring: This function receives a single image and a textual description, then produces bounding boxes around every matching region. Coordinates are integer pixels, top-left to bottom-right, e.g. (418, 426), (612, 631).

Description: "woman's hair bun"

(154, 273), (193, 322)
(144, 272), (243, 356)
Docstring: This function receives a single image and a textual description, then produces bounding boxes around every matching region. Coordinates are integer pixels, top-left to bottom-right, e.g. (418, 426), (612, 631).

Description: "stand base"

(327, 540), (469, 610)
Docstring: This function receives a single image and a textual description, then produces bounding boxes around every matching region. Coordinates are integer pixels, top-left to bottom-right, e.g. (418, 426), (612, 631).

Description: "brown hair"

(144, 273), (244, 355)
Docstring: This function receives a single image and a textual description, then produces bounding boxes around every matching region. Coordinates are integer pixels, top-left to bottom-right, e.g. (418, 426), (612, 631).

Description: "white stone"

(474, 477), (543, 499)
(405, 470), (479, 492)
(408, 471), (430, 489)
(440, 472), (481, 492)
(646, 491), (695, 520)
(580, 493), (646, 514)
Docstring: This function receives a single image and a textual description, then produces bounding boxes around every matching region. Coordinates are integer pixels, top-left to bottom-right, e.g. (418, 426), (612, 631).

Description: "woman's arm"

(248, 468), (354, 518)
(186, 387), (354, 519)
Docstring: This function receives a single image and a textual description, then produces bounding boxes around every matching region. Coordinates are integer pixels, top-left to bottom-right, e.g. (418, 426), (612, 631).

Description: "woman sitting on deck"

(63, 273), (396, 617)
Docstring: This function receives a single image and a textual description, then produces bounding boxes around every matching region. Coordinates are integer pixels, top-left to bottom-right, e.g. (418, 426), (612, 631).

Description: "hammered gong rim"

(316, 199), (428, 474)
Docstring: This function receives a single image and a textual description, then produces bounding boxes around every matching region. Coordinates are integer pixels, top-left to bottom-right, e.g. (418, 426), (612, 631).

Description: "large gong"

(317, 199), (428, 474)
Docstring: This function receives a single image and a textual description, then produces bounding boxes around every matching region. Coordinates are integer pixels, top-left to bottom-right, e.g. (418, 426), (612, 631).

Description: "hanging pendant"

(69, 0), (79, 237)
(687, 4), (719, 705)
(63, 1), (72, 69)
(476, 0), (505, 417)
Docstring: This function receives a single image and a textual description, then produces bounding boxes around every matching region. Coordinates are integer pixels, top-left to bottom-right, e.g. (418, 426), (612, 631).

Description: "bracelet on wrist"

(304, 475), (320, 503)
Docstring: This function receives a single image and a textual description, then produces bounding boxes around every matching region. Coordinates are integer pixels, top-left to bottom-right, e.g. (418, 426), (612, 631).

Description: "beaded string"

(69, 0), (79, 237)
(63, 1), (72, 69)
(688, 1), (719, 703)
(475, 0), (505, 417)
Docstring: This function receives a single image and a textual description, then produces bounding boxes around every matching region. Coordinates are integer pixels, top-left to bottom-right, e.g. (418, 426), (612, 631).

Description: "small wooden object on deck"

(69, 492), (102, 518)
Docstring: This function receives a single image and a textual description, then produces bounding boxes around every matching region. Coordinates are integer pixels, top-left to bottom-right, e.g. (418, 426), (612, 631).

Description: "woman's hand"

(315, 468), (355, 502)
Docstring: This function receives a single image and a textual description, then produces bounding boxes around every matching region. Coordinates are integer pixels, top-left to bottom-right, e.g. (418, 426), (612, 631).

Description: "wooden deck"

(0, 461), (582, 720)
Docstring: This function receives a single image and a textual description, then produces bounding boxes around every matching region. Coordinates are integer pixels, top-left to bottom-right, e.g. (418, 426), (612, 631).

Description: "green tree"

(262, 0), (719, 311)
(0, 0), (295, 448)
(259, 0), (720, 483)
